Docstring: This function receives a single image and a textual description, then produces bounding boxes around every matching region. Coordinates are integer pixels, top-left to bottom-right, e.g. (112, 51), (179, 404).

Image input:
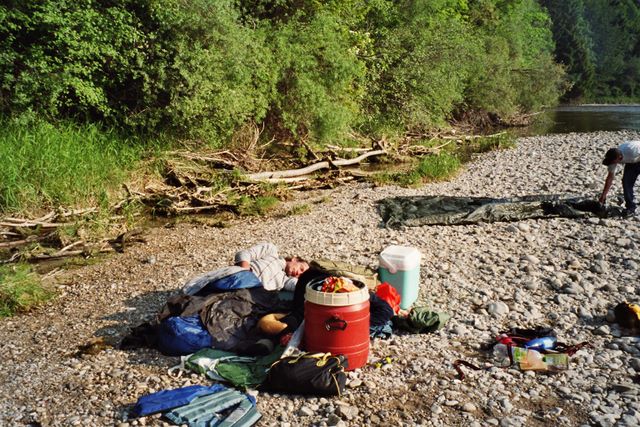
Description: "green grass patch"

(0, 264), (54, 317)
(0, 117), (149, 214)
(371, 152), (461, 187)
(286, 203), (311, 216)
(236, 195), (280, 216)
(458, 133), (516, 161)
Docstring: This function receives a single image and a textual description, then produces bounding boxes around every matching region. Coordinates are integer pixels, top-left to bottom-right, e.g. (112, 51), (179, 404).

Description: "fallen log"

(0, 233), (56, 249)
(247, 149), (386, 181)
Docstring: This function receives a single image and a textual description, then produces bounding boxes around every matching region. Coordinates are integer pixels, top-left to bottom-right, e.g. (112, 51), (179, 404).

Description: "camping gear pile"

(124, 248), (452, 425)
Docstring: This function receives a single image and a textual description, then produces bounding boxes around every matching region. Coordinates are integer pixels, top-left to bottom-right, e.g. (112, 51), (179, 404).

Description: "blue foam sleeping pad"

(131, 384), (226, 417)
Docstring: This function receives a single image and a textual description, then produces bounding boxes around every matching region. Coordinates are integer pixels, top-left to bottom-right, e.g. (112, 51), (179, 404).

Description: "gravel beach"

(2, 130), (640, 427)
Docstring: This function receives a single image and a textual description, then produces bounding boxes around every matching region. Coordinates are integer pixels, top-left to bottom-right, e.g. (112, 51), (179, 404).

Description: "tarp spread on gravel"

(378, 195), (625, 227)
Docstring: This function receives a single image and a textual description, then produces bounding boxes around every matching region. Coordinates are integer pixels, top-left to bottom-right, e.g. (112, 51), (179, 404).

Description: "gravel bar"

(1, 130), (640, 427)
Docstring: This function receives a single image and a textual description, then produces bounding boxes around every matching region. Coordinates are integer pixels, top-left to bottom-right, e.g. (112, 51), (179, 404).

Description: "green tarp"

(378, 195), (624, 228)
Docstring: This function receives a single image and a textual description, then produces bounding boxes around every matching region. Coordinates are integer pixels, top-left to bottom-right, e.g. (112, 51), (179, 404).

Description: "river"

(530, 104), (640, 135)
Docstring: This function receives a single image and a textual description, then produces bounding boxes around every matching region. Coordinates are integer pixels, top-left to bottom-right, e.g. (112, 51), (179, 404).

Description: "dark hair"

(285, 256), (308, 264)
(603, 148), (622, 165)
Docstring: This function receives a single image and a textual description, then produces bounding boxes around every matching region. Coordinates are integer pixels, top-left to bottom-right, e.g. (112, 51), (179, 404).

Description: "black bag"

(614, 302), (640, 330)
(262, 352), (348, 396)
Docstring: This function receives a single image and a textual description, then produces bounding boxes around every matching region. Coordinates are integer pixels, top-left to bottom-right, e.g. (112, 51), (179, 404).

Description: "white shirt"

(234, 242), (298, 291)
(608, 140), (640, 174)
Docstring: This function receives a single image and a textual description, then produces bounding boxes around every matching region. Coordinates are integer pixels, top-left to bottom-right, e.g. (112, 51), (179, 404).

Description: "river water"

(530, 104), (640, 135)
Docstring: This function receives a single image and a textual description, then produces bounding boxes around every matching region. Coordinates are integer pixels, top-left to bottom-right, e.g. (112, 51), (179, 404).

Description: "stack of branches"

(0, 208), (145, 263)
(2, 140), (390, 263)
(244, 145), (388, 184)
(398, 129), (508, 157)
(128, 142), (389, 216)
(125, 158), (239, 216)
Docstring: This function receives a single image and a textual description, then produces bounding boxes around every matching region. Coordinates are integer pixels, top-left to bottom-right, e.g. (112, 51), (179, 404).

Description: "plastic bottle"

(493, 344), (528, 367)
(542, 353), (569, 371)
(492, 343), (512, 367)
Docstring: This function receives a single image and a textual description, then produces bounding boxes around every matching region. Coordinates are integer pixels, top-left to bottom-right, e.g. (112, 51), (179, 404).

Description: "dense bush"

(0, 0), (275, 144)
(265, 12), (365, 143)
(1, 0), (567, 146)
(362, 0), (474, 132)
(464, 0), (566, 114)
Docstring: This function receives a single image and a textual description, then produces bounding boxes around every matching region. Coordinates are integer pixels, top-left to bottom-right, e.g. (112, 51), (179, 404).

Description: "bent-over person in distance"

(599, 140), (640, 217)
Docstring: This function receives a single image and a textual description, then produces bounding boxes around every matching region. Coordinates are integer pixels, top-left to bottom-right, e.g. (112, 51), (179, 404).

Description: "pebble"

(487, 301), (510, 317)
(461, 403), (476, 412)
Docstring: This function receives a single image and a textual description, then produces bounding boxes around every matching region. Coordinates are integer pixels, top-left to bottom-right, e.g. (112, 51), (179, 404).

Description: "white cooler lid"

(379, 245), (421, 273)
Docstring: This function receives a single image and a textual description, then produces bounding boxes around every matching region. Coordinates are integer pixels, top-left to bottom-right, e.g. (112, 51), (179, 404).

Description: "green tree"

(465, 0), (565, 114)
(362, 0), (474, 131)
(583, 0), (640, 99)
(265, 11), (366, 143)
(539, 0), (596, 100)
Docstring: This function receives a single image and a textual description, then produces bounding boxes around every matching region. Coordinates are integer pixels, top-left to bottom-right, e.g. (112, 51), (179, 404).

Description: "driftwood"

(0, 205), (142, 262)
(247, 149), (386, 181)
(0, 141), (429, 263)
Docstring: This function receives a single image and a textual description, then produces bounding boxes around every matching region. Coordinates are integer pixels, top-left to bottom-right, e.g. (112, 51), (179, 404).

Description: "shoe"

(238, 338), (274, 356)
(622, 209), (636, 218)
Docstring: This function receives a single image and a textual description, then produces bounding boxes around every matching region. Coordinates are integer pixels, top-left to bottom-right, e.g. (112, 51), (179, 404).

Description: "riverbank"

(1, 130), (639, 426)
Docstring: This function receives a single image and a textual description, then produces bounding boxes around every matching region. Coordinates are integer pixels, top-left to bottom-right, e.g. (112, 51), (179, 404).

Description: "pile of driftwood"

(126, 145), (389, 215)
(0, 208), (146, 263)
(1, 145), (389, 262)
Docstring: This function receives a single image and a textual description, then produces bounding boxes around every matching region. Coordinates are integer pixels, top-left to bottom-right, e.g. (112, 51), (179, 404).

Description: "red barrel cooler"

(304, 278), (370, 370)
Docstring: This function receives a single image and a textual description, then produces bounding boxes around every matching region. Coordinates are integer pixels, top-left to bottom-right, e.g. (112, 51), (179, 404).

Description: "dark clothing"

(623, 162), (640, 212)
(122, 288), (291, 354)
(369, 292), (394, 327)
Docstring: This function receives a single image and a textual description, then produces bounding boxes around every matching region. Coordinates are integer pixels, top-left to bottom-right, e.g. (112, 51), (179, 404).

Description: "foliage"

(582, 0), (640, 100)
(0, 0), (274, 144)
(464, 0), (565, 115)
(540, 0), (640, 102)
(458, 133), (516, 161)
(362, 0), (473, 131)
(0, 264), (53, 317)
(286, 203), (312, 216)
(539, 0), (596, 100)
(265, 11), (366, 143)
(235, 195), (280, 216)
(0, 0), (570, 147)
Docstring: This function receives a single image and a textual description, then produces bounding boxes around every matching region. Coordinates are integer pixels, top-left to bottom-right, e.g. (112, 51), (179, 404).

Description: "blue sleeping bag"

(156, 315), (213, 356)
(194, 270), (262, 296)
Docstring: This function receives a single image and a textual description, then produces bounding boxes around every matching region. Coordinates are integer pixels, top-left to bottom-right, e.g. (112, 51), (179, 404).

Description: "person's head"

(603, 147), (623, 165)
(284, 256), (309, 277)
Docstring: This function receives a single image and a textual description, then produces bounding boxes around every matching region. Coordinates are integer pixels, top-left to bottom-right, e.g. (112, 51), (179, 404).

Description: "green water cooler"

(378, 245), (421, 310)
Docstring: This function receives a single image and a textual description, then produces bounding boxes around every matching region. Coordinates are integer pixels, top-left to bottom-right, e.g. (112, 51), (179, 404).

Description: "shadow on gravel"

(94, 289), (176, 341)
(378, 194), (624, 228)
(90, 289), (181, 367)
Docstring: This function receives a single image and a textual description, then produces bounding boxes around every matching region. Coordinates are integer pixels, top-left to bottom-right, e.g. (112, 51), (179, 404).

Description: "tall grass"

(0, 264), (53, 317)
(0, 118), (145, 214)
